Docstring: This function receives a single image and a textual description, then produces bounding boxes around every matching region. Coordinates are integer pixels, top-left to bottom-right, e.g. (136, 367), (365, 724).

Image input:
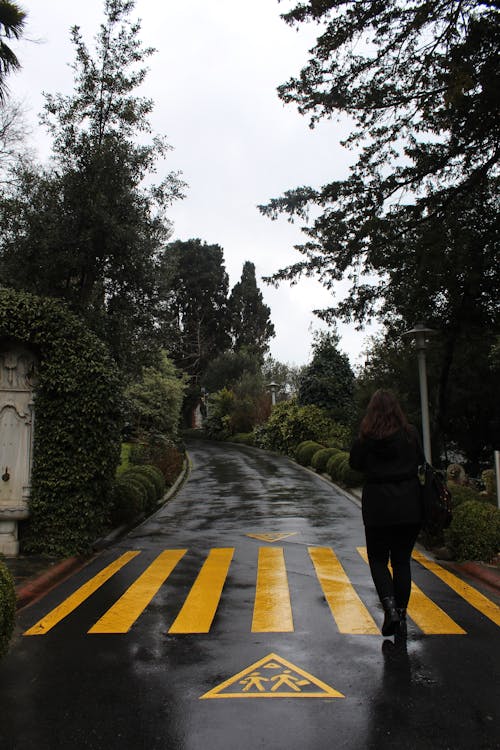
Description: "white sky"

(11, 0), (378, 367)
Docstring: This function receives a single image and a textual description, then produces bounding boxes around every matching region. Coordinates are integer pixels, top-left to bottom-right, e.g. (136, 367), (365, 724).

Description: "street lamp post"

(267, 382), (278, 406)
(402, 323), (436, 464)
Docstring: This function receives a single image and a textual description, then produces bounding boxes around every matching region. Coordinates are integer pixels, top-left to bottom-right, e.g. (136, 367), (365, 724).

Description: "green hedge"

(311, 447), (341, 473)
(295, 441), (324, 466)
(445, 500), (500, 562)
(0, 560), (16, 659)
(0, 289), (122, 555)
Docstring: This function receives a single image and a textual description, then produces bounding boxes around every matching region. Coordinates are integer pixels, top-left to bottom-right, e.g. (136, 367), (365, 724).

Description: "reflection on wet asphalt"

(0, 438), (499, 750)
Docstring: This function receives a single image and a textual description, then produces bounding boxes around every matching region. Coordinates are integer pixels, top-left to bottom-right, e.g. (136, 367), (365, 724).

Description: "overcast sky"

(11, 0), (378, 367)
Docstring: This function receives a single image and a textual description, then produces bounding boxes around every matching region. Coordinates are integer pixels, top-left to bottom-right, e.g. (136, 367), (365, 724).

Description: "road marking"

(412, 550), (500, 628)
(24, 551), (141, 636)
(200, 652), (344, 699)
(309, 547), (380, 634)
(88, 550), (187, 634)
(168, 548), (234, 633)
(251, 547), (294, 632)
(246, 533), (298, 543)
(357, 547), (466, 634)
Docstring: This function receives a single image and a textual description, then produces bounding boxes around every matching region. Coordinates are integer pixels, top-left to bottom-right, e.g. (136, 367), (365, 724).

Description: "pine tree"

(229, 261), (275, 362)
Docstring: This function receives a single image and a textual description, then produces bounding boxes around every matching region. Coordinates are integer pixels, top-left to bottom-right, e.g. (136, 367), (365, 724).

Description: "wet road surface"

(1, 439), (499, 749)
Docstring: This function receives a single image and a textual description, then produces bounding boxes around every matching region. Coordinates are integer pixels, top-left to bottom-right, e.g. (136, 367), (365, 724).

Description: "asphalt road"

(1, 439), (499, 750)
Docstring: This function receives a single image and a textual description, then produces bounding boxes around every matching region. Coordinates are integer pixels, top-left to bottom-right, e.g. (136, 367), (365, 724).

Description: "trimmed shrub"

(0, 289), (122, 555)
(449, 483), (483, 508)
(296, 442), (323, 466)
(120, 469), (158, 513)
(327, 452), (349, 481)
(128, 464), (166, 498)
(311, 447), (341, 474)
(343, 466), (365, 487)
(109, 480), (145, 525)
(0, 560), (16, 659)
(231, 433), (256, 446)
(445, 501), (500, 562)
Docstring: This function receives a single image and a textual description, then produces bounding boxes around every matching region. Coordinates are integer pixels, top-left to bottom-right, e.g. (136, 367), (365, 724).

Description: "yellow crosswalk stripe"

(88, 550), (187, 634)
(169, 548), (234, 633)
(309, 547), (379, 634)
(412, 550), (500, 628)
(357, 547), (465, 634)
(24, 551), (141, 636)
(252, 547), (294, 632)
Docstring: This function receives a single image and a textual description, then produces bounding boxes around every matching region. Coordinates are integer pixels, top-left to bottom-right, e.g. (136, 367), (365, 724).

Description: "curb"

(449, 561), (500, 593)
(13, 460), (190, 610)
(15, 555), (88, 610)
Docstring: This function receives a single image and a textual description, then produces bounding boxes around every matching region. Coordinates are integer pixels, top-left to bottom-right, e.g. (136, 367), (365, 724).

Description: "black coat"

(349, 426), (424, 527)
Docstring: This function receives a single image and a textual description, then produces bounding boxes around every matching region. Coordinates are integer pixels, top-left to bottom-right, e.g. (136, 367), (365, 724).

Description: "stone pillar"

(0, 344), (37, 556)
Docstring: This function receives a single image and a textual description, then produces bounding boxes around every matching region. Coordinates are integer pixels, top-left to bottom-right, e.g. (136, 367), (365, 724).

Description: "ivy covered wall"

(0, 289), (123, 555)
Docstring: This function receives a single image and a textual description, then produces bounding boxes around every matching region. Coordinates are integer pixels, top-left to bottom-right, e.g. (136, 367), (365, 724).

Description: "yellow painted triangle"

(200, 652), (344, 699)
(246, 532), (298, 543)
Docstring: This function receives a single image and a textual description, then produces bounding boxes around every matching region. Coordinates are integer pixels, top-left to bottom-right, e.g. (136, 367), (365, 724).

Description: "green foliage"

(311, 447), (341, 473)
(327, 453), (349, 482)
(205, 388), (235, 440)
(481, 469), (497, 500)
(0, 1), (26, 103)
(119, 468), (158, 513)
(445, 501), (500, 562)
(231, 433), (256, 446)
(298, 331), (355, 425)
(0, 0), (186, 374)
(109, 479), (145, 526)
(448, 483), (483, 508)
(0, 560), (16, 659)
(228, 261), (275, 361)
(159, 239), (230, 383)
(203, 349), (261, 393)
(205, 376), (270, 439)
(295, 442), (323, 467)
(0, 288), (122, 555)
(125, 352), (187, 440)
(127, 464), (166, 498)
(254, 400), (346, 455)
(262, 356), (305, 402)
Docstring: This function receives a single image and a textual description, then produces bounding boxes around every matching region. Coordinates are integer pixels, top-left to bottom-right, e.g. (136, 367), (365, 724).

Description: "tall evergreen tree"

(228, 261), (275, 361)
(0, 0), (185, 372)
(159, 238), (230, 383)
(298, 330), (355, 426)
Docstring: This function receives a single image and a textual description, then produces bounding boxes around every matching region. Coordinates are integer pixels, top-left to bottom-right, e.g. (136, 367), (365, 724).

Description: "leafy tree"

(298, 330), (355, 425)
(260, 1), (499, 462)
(229, 261), (275, 361)
(0, 99), (31, 179)
(0, 0), (185, 372)
(0, 1), (26, 102)
(125, 351), (187, 440)
(260, 0), (499, 322)
(159, 238), (230, 383)
(262, 356), (305, 401)
(203, 349), (261, 393)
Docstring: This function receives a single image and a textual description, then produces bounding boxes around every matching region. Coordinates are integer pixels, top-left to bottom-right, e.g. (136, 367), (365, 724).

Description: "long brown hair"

(360, 389), (410, 439)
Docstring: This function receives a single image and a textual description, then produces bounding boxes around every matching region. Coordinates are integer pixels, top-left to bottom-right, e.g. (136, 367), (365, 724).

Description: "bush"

(120, 469), (158, 513)
(128, 464), (166, 498)
(129, 435), (185, 487)
(311, 447), (340, 473)
(0, 289), (122, 555)
(327, 452), (349, 481)
(254, 400), (348, 455)
(296, 442), (323, 466)
(445, 501), (500, 562)
(231, 433), (256, 446)
(109, 480), (145, 525)
(449, 483), (483, 508)
(0, 560), (16, 659)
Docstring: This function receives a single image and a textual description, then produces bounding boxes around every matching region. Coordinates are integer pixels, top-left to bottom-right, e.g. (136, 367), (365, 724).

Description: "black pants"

(365, 523), (421, 608)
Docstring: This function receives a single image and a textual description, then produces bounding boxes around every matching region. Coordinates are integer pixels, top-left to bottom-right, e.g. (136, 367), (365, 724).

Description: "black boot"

(396, 608), (407, 639)
(381, 596), (400, 636)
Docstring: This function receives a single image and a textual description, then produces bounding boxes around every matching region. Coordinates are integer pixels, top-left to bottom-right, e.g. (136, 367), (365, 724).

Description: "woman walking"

(349, 389), (424, 638)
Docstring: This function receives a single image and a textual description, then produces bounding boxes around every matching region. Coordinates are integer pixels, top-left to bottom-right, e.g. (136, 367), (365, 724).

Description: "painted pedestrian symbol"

(200, 652), (344, 699)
